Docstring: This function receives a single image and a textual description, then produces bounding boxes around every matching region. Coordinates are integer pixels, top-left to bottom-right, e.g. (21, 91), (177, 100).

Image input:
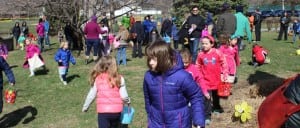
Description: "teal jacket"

(233, 12), (252, 42)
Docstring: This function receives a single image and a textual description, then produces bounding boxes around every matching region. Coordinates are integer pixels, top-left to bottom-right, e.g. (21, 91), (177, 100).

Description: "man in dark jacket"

(185, 6), (205, 63)
(216, 2), (236, 37)
(0, 56), (15, 113)
(130, 17), (144, 58)
(254, 9), (262, 42)
(277, 11), (291, 41)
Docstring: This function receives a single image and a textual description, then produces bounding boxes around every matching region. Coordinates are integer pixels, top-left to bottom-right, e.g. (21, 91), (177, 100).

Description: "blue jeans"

(38, 36), (44, 52)
(293, 32), (300, 43)
(85, 39), (100, 57)
(45, 32), (50, 46)
(189, 38), (200, 63)
(116, 47), (127, 65)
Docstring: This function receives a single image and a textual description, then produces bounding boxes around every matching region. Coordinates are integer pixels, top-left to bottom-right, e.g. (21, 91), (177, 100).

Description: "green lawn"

(0, 19), (299, 128)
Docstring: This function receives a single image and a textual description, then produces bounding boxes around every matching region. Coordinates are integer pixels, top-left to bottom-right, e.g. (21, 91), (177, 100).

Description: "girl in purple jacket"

(143, 41), (205, 128)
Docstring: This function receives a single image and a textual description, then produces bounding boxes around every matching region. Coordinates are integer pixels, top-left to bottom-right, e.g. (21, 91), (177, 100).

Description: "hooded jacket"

(54, 48), (76, 67)
(143, 52), (205, 128)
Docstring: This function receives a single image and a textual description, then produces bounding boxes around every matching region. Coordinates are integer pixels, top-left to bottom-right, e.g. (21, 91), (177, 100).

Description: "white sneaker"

(63, 81), (67, 85)
(29, 74), (34, 77)
(59, 76), (63, 82)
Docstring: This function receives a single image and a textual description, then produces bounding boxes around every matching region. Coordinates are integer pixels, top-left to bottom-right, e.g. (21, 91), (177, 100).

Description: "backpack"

(258, 74), (300, 128)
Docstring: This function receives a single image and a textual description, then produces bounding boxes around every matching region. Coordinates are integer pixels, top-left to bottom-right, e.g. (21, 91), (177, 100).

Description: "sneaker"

(253, 62), (258, 68)
(85, 59), (88, 65)
(29, 74), (34, 77)
(212, 108), (224, 114)
(205, 119), (211, 125)
(63, 81), (67, 85)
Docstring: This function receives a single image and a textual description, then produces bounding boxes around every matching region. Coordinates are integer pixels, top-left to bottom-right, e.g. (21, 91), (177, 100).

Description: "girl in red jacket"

(196, 35), (228, 124)
(252, 43), (268, 67)
(82, 56), (130, 128)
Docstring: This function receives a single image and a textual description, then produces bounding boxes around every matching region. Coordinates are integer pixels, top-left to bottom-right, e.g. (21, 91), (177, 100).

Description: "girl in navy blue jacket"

(54, 42), (76, 85)
(143, 41), (205, 128)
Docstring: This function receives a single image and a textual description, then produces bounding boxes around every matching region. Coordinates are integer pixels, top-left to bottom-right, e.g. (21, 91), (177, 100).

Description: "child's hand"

(204, 94), (210, 99)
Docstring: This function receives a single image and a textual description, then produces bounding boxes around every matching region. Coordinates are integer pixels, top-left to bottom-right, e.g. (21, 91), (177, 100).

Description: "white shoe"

(63, 81), (67, 85)
(59, 76), (63, 82)
(29, 74), (34, 77)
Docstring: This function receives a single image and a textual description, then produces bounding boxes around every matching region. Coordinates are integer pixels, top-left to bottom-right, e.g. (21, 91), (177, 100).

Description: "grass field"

(0, 19), (300, 128)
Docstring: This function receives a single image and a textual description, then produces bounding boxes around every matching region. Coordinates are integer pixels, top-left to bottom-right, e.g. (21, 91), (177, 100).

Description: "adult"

(206, 12), (214, 36)
(84, 15), (102, 64)
(21, 21), (29, 37)
(233, 5), (252, 50)
(100, 14), (109, 31)
(12, 22), (21, 49)
(216, 2), (236, 37)
(64, 22), (73, 49)
(43, 16), (50, 47)
(277, 11), (291, 41)
(130, 17), (144, 58)
(185, 6), (205, 63)
(36, 18), (45, 52)
(129, 13), (135, 29)
(121, 13), (130, 30)
(160, 16), (172, 43)
(143, 15), (152, 45)
(254, 9), (262, 42)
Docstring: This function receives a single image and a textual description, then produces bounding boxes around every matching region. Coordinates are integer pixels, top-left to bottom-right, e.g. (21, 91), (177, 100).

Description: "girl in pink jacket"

(196, 35), (228, 124)
(82, 56), (130, 128)
(23, 38), (45, 77)
(218, 34), (240, 83)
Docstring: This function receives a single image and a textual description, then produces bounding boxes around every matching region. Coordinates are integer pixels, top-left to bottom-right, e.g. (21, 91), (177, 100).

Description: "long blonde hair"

(89, 56), (121, 88)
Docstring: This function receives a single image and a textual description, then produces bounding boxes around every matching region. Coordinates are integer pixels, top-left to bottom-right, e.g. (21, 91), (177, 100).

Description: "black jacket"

(12, 26), (21, 37)
(130, 21), (144, 41)
(160, 19), (172, 37)
(186, 14), (205, 38)
(280, 16), (291, 27)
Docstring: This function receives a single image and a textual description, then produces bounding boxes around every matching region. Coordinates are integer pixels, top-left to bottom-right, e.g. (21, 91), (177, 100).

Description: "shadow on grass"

(9, 65), (18, 69)
(35, 68), (49, 76)
(0, 106), (37, 127)
(247, 70), (285, 97)
(67, 74), (80, 83)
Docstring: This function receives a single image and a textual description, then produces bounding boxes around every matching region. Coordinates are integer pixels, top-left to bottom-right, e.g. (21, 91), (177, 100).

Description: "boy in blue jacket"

(54, 42), (76, 85)
(0, 56), (15, 113)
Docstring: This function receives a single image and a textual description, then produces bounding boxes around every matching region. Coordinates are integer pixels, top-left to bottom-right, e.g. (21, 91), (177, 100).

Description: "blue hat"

(236, 5), (243, 12)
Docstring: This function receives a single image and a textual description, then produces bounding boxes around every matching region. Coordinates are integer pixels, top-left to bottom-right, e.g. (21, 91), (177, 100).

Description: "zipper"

(159, 76), (166, 128)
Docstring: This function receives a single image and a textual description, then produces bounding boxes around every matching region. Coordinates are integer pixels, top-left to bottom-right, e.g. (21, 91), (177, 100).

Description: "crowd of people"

(1, 1), (298, 128)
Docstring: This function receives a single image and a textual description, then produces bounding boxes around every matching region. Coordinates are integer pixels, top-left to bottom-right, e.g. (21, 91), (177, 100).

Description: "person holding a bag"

(23, 38), (46, 77)
(160, 16), (172, 44)
(143, 41), (205, 128)
(196, 36), (228, 124)
(82, 56), (130, 128)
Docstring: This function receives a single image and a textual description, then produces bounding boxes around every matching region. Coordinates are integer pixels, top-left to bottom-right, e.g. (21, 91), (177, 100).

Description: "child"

(252, 43), (269, 67)
(0, 40), (8, 60)
(171, 22), (180, 49)
(218, 34), (240, 83)
(292, 19), (300, 44)
(196, 35), (228, 123)
(57, 26), (64, 44)
(115, 25), (129, 65)
(54, 42), (76, 85)
(18, 33), (26, 50)
(82, 55), (130, 128)
(0, 56), (15, 114)
(23, 38), (45, 77)
(100, 22), (110, 56)
(143, 41), (205, 128)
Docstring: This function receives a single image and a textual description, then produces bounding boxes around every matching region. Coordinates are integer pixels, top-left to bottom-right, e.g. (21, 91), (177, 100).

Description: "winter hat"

(91, 15), (97, 22)
(222, 2), (230, 11)
(202, 35), (215, 44)
(236, 5), (244, 13)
